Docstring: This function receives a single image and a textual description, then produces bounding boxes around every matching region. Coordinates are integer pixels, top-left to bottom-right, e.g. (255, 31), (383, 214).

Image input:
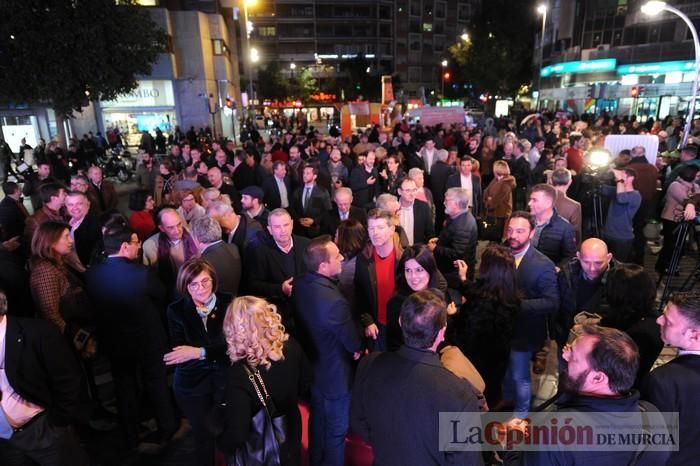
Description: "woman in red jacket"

(128, 189), (156, 241)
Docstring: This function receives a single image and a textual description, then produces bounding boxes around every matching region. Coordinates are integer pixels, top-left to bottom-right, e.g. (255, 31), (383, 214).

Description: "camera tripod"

(657, 221), (699, 312)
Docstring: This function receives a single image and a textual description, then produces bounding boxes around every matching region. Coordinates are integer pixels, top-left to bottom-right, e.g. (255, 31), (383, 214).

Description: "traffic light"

(443, 72), (451, 80)
(630, 86), (639, 98)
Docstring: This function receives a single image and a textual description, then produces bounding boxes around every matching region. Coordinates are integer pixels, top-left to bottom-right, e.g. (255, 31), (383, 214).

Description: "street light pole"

(441, 59), (448, 98)
(242, 0), (256, 121)
(535, 4), (547, 111)
(642, 1), (699, 147)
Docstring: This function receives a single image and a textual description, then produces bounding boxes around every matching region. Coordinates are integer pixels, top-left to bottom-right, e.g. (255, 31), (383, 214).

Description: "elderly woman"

(29, 221), (95, 352)
(164, 258), (233, 466)
(128, 189), (156, 241)
(219, 296), (311, 466)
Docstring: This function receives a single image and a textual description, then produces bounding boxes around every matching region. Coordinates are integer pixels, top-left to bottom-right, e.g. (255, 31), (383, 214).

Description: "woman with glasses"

(164, 257), (233, 466)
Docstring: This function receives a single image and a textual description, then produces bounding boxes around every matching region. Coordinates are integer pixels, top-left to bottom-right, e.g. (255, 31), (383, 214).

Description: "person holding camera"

(600, 167), (641, 263)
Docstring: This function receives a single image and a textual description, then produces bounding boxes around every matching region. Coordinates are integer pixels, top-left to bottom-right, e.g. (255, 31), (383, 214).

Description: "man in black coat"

(504, 211), (559, 419)
(207, 167), (241, 213)
(248, 209), (309, 334)
(206, 200), (263, 254)
(397, 177), (434, 245)
(351, 290), (483, 466)
(319, 187), (367, 237)
(0, 182), (27, 242)
(428, 187), (478, 287)
(293, 237), (361, 466)
(429, 148), (455, 233)
(65, 191), (101, 267)
(85, 223), (177, 450)
(445, 156), (482, 218)
(642, 290), (700, 466)
(510, 325), (670, 466)
(528, 183), (577, 267)
(262, 162), (292, 210)
(0, 291), (89, 465)
(190, 216), (242, 296)
(290, 164), (332, 238)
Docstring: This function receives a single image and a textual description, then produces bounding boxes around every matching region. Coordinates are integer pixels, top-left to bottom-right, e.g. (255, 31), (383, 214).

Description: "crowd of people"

(0, 110), (699, 466)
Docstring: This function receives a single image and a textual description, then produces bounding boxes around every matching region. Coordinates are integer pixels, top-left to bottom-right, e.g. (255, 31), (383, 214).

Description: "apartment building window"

(380, 24), (392, 37)
(434, 21), (444, 34)
(409, 66), (421, 82)
(290, 6), (313, 17)
(410, 18), (421, 33)
(458, 4), (471, 21)
(434, 35), (445, 52)
(410, 0), (421, 17)
(409, 34), (421, 51)
(435, 2), (446, 18)
(212, 39), (229, 56)
(423, 23), (433, 32)
(380, 5), (391, 18)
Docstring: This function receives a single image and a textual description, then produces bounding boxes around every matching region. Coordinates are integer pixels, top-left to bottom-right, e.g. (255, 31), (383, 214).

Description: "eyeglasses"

(187, 277), (212, 291)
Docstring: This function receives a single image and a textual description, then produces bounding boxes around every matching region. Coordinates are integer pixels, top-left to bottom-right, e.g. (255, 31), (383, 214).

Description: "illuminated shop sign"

(540, 59), (617, 77)
(616, 60), (695, 75)
(101, 80), (175, 108)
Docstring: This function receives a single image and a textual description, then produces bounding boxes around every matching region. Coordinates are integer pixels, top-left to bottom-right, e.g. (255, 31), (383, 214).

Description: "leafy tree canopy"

(449, 0), (536, 98)
(0, 0), (167, 117)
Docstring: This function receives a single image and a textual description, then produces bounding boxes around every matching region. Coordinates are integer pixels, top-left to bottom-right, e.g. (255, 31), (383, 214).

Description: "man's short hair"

(303, 235), (333, 272)
(509, 210), (536, 230)
(190, 216), (223, 244)
(400, 289), (447, 349)
(103, 222), (135, 255)
(444, 187), (470, 210)
(272, 160), (286, 171)
(39, 182), (65, 205)
(366, 208), (393, 226)
(551, 168), (572, 186)
(2, 181), (19, 196)
(579, 325), (639, 394)
(334, 187), (353, 200)
(668, 291), (700, 327)
(531, 183), (557, 201)
(375, 193), (398, 212)
(681, 145), (698, 159)
(156, 207), (181, 226)
(206, 200), (234, 217)
(268, 208), (292, 222)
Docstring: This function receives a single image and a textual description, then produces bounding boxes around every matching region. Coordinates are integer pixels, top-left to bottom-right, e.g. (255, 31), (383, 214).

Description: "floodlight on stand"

(587, 149), (612, 169)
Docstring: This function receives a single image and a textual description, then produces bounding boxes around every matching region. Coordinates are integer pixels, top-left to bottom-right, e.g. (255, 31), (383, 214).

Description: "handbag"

(229, 365), (287, 466)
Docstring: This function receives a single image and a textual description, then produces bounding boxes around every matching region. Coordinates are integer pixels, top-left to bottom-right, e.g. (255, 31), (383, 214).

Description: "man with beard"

(508, 325), (670, 465)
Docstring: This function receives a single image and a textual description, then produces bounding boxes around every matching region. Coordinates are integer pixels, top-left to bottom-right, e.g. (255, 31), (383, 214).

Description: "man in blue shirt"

(601, 167), (641, 263)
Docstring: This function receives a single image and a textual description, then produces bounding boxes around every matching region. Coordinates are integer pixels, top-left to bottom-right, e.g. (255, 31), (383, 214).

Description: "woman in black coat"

(164, 258), (233, 466)
(447, 243), (519, 408)
(219, 296), (312, 466)
(600, 263), (663, 388)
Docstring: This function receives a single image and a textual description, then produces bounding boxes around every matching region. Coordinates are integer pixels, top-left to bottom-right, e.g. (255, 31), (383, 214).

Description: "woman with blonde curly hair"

(219, 296), (311, 466)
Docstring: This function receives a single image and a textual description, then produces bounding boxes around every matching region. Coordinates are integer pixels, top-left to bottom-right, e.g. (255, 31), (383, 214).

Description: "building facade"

(535, 0), (700, 121)
(246, 0), (480, 99)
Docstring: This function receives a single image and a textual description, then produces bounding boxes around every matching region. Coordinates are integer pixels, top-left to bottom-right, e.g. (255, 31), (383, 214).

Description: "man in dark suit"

(0, 182), (28, 242)
(446, 155), (482, 218)
(87, 165), (118, 212)
(262, 161), (292, 210)
(206, 200), (263, 254)
(320, 187), (367, 237)
(397, 177), (434, 245)
(428, 187), (478, 287)
(429, 148), (455, 233)
(248, 209), (309, 333)
(65, 191), (101, 267)
(290, 164), (332, 238)
(0, 290), (89, 465)
(642, 290), (700, 466)
(293, 237), (362, 466)
(504, 211), (559, 419)
(85, 223), (178, 451)
(552, 168), (582, 245)
(528, 183), (577, 267)
(351, 290), (483, 466)
(207, 166), (242, 213)
(190, 216), (242, 296)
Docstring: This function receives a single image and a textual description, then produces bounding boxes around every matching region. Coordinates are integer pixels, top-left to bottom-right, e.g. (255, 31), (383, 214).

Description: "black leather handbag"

(229, 365), (287, 466)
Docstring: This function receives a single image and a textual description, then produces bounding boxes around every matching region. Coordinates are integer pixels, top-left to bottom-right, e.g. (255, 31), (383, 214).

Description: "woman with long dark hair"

(447, 243), (519, 407)
(386, 244), (448, 351)
(601, 263), (663, 387)
(335, 219), (368, 310)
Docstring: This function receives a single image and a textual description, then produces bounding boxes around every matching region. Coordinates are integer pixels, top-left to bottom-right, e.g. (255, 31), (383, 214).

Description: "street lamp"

(241, 0), (257, 120)
(290, 62), (296, 78)
(642, 1), (699, 147)
(441, 60), (448, 97)
(461, 32), (470, 42)
(535, 3), (547, 111)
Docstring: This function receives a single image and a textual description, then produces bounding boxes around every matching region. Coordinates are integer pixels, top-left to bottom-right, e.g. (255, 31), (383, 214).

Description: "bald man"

(556, 238), (619, 346)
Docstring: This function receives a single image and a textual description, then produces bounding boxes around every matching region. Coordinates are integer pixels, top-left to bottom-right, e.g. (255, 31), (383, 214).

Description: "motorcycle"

(97, 148), (134, 182)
